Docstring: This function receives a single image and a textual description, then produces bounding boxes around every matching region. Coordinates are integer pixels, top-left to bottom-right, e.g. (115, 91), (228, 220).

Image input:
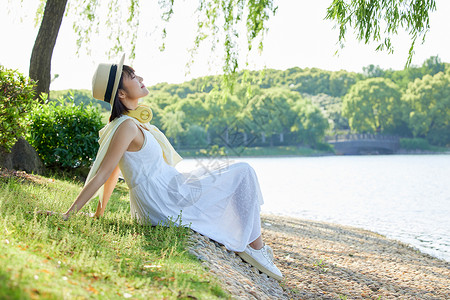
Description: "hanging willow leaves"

(325, 0), (437, 66)
(6, 0), (439, 99)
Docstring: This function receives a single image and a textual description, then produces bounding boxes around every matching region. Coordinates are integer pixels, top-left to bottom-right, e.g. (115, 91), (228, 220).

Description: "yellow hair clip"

(125, 105), (153, 123)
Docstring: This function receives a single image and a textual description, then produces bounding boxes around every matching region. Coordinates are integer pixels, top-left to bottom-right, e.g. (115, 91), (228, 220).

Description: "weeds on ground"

(313, 259), (329, 273)
(0, 170), (228, 299)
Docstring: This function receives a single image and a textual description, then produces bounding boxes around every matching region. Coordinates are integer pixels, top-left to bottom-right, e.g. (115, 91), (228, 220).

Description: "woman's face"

(121, 72), (149, 101)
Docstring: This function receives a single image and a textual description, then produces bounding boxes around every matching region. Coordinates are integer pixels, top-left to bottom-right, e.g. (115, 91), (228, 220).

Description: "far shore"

(177, 147), (450, 159)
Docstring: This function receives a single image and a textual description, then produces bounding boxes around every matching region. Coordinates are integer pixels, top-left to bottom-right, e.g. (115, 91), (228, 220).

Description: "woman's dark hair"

(109, 65), (135, 122)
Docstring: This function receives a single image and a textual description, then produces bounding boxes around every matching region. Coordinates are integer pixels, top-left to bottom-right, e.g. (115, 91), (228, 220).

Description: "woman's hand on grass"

(34, 210), (68, 220)
(78, 212), (97, 218)
(35, 210), (58, 216)
(33, 210), (96, 220)
(62, 212), (69, 221)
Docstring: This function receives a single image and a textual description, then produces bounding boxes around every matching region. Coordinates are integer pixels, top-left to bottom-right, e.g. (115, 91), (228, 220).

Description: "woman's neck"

(122, 98), (139, 110)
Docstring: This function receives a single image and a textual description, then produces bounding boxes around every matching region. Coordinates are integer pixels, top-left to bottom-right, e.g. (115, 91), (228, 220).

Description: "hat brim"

(109, 53), (125, 113)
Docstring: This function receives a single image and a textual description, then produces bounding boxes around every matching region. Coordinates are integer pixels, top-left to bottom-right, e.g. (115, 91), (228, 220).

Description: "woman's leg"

(249, 235), (264, 250)
(237, 233), (282, 280)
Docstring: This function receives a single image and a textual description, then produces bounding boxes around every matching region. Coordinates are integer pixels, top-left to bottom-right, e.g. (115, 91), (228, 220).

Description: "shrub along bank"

(0, 65), (36, 152)
(26, 95), (104, 172)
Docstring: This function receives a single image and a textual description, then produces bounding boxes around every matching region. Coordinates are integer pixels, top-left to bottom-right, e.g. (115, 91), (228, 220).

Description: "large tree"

(11, 0), (438, 99)
(290, 97), (329, 146)
(29, 0), (68, 102)
(241, 88), (298, 146)
(342, 78), (404, 134)
(403, 71), (450, 146)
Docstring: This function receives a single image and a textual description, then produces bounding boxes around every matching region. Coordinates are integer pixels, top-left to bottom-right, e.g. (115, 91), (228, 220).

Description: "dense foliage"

(403, 70), (450, 146)
(399, 137), (431, 150)
(51, 55), (450, 149)
(343, 78), (404, 134)
(27, 95), (104, 170)
(0, 66), (36, 152)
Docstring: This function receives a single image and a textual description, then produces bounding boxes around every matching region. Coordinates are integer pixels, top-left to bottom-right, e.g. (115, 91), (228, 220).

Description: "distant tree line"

(51, 56), (450, 149)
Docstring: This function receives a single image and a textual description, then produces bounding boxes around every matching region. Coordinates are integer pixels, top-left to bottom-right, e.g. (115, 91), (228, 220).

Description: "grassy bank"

(178, 145), (332, 158)
(177, 146), (450, 158)
(0, 169), (227, 299)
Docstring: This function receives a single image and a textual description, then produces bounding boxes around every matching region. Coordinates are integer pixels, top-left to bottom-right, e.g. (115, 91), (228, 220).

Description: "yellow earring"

(125, 105), (153, 123)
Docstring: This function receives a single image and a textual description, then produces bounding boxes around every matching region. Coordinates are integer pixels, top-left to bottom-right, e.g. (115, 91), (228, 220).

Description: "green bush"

(0, 65), (36, 152)
(180, 124), (208, 148)
(27, 95), (104, 170)
(314, 142), (335, 152)
(399, 138), (431, 150)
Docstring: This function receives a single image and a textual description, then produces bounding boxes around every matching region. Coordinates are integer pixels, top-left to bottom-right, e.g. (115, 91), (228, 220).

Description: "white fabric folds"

(119, 129), (264, 251)
(84, 115), (183, 204)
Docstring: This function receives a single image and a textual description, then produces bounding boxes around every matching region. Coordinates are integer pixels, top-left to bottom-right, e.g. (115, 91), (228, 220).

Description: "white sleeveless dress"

(118, 128), (264, 252)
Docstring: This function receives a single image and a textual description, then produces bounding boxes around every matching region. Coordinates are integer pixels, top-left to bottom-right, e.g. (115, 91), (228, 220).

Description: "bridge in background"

(326, 134), (400, 155)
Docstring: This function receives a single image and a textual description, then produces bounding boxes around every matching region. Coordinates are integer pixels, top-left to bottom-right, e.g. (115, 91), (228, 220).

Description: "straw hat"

(92, 53), (125, 112)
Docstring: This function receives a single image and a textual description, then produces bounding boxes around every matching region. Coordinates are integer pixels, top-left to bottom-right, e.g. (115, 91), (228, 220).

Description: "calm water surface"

(177, 155), (450, 262)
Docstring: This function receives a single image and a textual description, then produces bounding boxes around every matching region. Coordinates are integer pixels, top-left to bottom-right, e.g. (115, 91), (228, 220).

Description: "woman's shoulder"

(116, 118), (140, 135)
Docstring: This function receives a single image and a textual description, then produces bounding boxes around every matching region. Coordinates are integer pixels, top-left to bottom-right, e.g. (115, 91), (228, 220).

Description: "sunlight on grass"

(0, 172), (228, 299)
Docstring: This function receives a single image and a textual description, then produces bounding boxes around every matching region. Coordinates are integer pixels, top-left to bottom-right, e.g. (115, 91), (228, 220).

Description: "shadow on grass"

(0, 170), (228, 298)
(0, 269), (30, 300)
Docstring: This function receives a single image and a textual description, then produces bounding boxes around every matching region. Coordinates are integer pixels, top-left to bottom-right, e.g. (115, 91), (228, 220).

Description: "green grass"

(237, 146), (330, 156)
(0, 170), (229, 299)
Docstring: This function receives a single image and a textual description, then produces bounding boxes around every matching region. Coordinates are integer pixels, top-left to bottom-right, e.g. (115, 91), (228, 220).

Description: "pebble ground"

(188, 214), (450, 299)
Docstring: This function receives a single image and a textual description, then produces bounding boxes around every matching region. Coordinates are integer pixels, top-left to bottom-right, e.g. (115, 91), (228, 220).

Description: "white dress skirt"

(118, 128), (264, 252)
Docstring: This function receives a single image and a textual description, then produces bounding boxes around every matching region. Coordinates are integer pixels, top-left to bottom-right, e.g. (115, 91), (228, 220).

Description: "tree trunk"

(29, 0), (68, 101)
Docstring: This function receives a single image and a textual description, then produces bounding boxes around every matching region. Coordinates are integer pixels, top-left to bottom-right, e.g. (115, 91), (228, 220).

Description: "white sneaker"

(265, 244), (274, 260)
(237, 245), (283, 281)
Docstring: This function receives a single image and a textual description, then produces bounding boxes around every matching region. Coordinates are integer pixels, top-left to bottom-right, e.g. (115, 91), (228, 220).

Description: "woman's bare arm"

(63, 120), (139, 219)
(94, 164), (121, 217)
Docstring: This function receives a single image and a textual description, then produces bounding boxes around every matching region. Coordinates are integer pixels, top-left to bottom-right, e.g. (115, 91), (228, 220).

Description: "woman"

(62, 54), (283, 281)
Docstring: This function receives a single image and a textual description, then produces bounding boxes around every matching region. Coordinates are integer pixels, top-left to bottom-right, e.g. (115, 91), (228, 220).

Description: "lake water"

(177, 154), (450, 262)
